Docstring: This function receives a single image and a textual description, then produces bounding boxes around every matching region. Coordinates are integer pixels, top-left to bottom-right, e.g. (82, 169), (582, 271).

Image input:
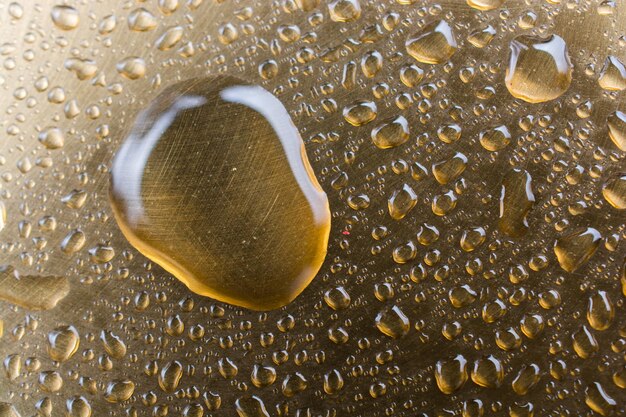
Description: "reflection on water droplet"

(343, 100), (377, 126)
(466, 0), (505, 10)
(375, 305), (410, 339)
(0, 265), (69, 310)
(388, 183), (417, 220)
(128, 8), (157, 32)
(406, 19), (457, 65)
(371, 115), (409, 149)
(328, 0), (361, 23)
(435, 355), (468, 394)
(498, 169), (535, 238)
(47, 325), (79, 362)
(0, 403), (21, 417)
(554, 227), (602, 273)
(505, 34), (572, 103)
(51, 5), (79, 30)
(607, 110), (626, 151)
(110, 76), (330, 310)
(598, 55), (626, 91)
(602, 174), (626, 209)
(104, 379), (135, 403)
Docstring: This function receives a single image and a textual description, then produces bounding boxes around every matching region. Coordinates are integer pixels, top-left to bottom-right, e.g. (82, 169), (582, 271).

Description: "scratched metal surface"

(0, 1), (625, 416)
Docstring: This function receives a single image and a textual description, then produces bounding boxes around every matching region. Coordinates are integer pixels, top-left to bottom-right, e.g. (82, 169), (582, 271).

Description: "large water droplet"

(110, 76), (331, 310)
(505, 34), (572, 103)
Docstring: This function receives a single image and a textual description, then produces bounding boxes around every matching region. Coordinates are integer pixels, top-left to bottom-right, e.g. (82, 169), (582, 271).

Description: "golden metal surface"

(0, 0), (625, 416)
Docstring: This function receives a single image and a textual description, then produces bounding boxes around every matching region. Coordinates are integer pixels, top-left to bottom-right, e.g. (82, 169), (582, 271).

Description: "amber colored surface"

(0, 1), (625, 416)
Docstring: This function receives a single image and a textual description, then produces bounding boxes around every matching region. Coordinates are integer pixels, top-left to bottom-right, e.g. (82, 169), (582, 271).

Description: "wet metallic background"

(0, 1), (625, 416)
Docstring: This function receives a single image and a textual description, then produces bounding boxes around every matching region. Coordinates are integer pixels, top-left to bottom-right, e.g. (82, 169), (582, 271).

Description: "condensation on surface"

(0, 1), (625, 416)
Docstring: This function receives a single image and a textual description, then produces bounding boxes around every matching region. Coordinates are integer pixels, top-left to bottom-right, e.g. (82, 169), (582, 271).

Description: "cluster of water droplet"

(0, 0), (624, 416)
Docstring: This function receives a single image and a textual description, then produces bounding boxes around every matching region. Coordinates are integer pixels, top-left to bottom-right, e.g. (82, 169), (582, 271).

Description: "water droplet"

(466, 0), (505, 10)
(406, 20), (457, 65)
(282, 372), (308, 396)
(47, 325), (79, 362)
(467, 25), (496, 48)
(51, 5), (79, 30)
(432, 152), (468, 185)
(116, 57), (146, 80)
(471, 355), (504, 388)
(0, 403), (21, 417)
(328, 0), (361, 23)
(66, 396), (91, 417)
(375, 305), (410, 338)
(598, 56), (626, 91)
(607, 110), (626, 151)
(479, 125), (511, 151)
(460, 226), (486, 252)
(100, 330), (127, 359)
(572, 325), (599, 359)
(234, 396), (269, 417)
(323, 369), (344, 394)
(159, 360), (183, 392)
(218, 23), (239, 45)
(0, 265), (69, 310)
(110, 76), (330, 310)
(324, 286), (351, 310)
(585, 382), (617, 416)
(554, 227), (602, 273)
(498, 169), (535, 238)
(343, 100), (377, 126)
(64, 58), (98, 81)
(104, 379), (135, 403)
(602, 174), (626, 209)
(251, 364), (276, 387)
(38, 127), (64, 149)
(156, 26), (184, 51)
(61, 229), (86, 254)
(388, 183), (417, 220)
(435, 355), (468, 394)
(505, 34), (572, 103)
(587, 290), (614, 331)
(128, 8), (157, 32)
(371, 115), (409, 149)
(511, 364), (540, 395)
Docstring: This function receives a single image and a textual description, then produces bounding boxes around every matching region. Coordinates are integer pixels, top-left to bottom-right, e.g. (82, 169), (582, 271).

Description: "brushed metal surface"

(0, 1), (624, 416)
